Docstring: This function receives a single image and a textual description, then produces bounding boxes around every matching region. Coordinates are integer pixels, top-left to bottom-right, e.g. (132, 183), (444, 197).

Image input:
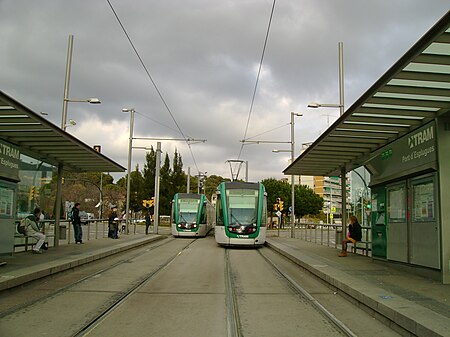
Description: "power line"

(106, 0), (201, 173)
(135, 111), (180, 135)
(237, 0), (277, 162)
(245, 122), (290, 141)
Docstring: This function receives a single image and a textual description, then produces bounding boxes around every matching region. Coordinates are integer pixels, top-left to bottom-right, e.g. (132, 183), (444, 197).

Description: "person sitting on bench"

(25, 208), (47, 254)
(338, 215), (362, 257)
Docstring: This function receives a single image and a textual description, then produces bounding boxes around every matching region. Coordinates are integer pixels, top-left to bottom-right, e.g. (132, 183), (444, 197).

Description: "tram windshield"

(178, 198), (199, 223)
(226, 189), (258, 225)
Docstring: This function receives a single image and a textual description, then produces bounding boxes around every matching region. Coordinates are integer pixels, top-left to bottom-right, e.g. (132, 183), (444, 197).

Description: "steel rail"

(258, 250), (358, 337)
(225, 249), (242, 337)
(73, 238), (197, 337)
(0, 236), (172, 319)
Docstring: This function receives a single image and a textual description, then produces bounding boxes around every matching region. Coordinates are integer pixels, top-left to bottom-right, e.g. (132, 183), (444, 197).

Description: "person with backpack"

(23, 208), (46, 254)
(71, 203), (83, 244)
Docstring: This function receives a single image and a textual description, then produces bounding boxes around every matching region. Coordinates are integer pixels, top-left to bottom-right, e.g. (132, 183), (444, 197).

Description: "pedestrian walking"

(71, 203), (83, 244)
(145, 211), (151, 235)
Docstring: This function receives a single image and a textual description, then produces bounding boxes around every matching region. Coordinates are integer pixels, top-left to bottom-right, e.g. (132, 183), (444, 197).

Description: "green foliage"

(142, 147), (156, 199)
(294, 184), (324, 217)
(261, 178), (291, 212)
(261, 178), (323, 218)
(159, 154), (172, 215)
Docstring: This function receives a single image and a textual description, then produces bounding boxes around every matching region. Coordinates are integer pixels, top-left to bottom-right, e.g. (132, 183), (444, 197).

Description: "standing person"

(108, 207), (118, 239)
(25, 207), (46, 254)
(71, 203), (83, 244)
(338, 215), (362, 257)
(145, 211), (151, 235)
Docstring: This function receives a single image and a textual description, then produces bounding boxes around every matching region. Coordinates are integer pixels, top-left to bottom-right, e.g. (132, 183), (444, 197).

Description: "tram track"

(0, 236), (177, 319)
(72, 238), (197, 337)
(224, 246), (362, 337)
(257, 249), (357, 337)
(225, 249), (242, 337)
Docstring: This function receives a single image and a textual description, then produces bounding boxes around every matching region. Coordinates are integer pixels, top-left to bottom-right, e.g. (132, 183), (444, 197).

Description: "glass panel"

(388, 185), (406, 222)
(226, 189), (258, 225)
(261, 195), (267, 227)
(178, 198), (199, 223)
(0, 187), (14, 217)
(412, 181), (435, 221)
(216, 194), (223, 226)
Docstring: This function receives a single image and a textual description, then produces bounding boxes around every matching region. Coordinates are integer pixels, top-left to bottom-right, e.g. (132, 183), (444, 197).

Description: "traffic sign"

(331, 206), (336, 213)
(276, 211), (282, 217)
(330, 213), (334, 219)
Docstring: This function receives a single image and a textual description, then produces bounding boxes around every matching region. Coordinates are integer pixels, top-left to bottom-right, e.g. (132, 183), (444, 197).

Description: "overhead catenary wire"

(245, 122), (290, 141)
(106, 0), (201, 173)
(135, 111), (181, 135)
(236, 0), (277, 163)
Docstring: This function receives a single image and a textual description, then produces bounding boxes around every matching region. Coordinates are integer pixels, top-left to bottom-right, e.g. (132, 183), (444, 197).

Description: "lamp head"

(68, 119), (77, 126)
(307, 102), (320, 108)
(88, 98), (101, 104)
(122, 108), (135, 113)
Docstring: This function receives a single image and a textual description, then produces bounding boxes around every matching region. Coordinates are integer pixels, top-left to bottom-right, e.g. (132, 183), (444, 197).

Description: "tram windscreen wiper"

(230, 212), (241, 226)
(179, 213), (188, 223)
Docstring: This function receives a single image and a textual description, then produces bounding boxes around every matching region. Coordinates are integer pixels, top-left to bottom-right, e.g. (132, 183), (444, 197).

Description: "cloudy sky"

(1, 1), (449, 182)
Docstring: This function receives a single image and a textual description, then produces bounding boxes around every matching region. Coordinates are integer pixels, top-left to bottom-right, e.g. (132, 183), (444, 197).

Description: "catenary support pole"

(153, 142), (161, 234)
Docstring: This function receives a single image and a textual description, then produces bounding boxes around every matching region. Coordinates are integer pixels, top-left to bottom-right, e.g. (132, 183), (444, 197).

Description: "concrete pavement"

(0, 227), (448, 336)
(266, 234), (449, 337)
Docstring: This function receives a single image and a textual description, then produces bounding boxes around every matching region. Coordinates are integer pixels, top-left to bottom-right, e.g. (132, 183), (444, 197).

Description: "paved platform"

(0, 230), (448, 336)
(266, 236), (450, 337)
(0, 232), (165, 291)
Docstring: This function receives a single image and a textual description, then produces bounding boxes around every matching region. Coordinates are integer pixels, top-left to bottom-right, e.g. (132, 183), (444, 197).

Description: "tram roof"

(284, 10), (450, 177)
(0, 90), (125, 172)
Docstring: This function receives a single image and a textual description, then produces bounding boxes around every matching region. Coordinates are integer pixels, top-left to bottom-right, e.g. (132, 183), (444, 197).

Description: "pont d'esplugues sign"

(368, 121), (436, 184)
(0, 139), (20, 181)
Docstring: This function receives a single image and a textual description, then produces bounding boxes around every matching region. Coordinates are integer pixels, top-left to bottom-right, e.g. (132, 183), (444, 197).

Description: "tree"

(130, 164), (144, 212)
(261, 178), (291, 213)
(159, 153), (172, 215)
(294, 185), (323, 218)
(203, 175), (229, 200)
(142, 147), (156, 200)
(171, 149), (186, 194)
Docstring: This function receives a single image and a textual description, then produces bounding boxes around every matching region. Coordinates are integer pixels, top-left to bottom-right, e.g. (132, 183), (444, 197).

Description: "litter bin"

(335, 228), (343, 245)
(59, 225), (67, 240)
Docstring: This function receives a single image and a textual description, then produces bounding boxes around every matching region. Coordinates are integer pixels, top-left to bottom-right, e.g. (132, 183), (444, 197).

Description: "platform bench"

(351, 241), (372, 256)
(14, 234), (55, 252)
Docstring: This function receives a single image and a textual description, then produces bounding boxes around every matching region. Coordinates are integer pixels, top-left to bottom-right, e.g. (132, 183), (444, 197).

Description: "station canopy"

(0, 90), (125, 172)
(284, 11), (450, 177)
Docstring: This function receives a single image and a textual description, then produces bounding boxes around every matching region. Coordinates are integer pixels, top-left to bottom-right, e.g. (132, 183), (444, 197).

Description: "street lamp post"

(273, 112), (302, 239)
(290, 112), (302, 238)
(307, 41), (347, 237)
(307, 41), (344, 116)
(122, 108), (136, 234)
(61, 34), (101, 131)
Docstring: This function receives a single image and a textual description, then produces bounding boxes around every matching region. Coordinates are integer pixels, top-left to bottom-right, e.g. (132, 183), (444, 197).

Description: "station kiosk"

(0, 139), (20, 255)
(367, 121), (441, 270)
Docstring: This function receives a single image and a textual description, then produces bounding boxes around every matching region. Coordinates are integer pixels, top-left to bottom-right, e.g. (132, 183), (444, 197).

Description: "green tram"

(171, 193), (215, 237)
(215, 181), (267, 246)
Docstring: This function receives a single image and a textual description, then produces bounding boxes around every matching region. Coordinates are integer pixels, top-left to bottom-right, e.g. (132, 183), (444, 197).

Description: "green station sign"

(0, 139), (20, 182)
(368, 121), (436, 184)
